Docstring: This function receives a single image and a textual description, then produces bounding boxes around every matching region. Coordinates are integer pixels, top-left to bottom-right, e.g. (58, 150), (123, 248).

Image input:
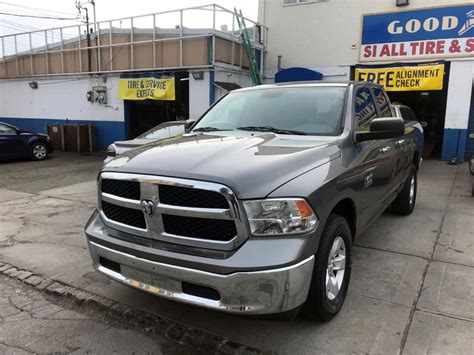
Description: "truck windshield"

(193, 87), (347, 136)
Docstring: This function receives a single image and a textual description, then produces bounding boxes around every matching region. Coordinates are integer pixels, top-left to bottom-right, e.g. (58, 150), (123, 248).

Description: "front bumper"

(87, 240), (314, 314)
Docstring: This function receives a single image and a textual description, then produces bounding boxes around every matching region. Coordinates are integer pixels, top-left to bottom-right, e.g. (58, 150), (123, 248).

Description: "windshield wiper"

(237, 126), (307, 135)
(193, 127), (232, 132)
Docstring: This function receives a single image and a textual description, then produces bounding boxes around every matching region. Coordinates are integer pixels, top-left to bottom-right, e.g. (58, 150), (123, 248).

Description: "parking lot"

(0, 152), (473, 354)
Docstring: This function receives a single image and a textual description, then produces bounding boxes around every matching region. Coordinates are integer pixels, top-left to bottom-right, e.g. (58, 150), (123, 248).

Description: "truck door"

(353, 86), (397, 227)
(372, 87), (404, 196)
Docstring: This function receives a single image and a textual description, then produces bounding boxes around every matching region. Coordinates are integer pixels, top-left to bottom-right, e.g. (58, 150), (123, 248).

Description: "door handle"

(380, 147), (391, 154)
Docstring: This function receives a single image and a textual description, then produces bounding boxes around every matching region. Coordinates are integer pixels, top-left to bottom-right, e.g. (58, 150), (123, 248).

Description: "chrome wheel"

(326, 236), (346, 301)
(409, 175), (415, 206)
(33, 144), (47, 159)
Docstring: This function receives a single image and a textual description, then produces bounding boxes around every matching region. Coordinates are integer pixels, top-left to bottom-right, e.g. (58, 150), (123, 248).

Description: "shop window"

(355, 87), (378, 132)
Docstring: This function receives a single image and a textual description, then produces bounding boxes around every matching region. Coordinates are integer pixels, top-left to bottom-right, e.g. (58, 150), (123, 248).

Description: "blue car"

(0, 122), (54, 161)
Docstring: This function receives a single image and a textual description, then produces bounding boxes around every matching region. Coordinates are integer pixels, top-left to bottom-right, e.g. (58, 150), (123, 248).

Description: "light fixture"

(28, 81), (38, 89)
(396, 0), (409, 6)
(191, 71), (204, 80)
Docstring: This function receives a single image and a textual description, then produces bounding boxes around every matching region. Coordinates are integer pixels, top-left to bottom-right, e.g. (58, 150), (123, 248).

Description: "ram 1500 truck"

(85, 82), (423, 321)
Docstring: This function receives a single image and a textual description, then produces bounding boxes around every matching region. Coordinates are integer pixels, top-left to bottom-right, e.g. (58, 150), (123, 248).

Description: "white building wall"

(0, 75), (124, 121)
(189, 71), (211, 120)
(444, 61), (474, 129)
(214, 69), (253, 100)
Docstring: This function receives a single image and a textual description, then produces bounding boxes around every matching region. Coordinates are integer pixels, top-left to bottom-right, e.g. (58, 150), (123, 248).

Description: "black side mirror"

(355, 117), (404, 143)
(184, 119), (197, 131)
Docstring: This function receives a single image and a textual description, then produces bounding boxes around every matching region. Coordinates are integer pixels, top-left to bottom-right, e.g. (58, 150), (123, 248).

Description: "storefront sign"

(354, 62), (444, 91)
(117, 76), (175, 100)
(360, 4), (474, 62)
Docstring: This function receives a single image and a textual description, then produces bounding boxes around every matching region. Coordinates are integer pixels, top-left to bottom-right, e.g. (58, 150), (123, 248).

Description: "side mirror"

(184, 119), (197, 131)
(355, 117), (404, 143)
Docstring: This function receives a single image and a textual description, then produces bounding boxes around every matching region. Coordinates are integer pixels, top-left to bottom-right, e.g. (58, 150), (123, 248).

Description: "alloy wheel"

(326, 236), (346, 301)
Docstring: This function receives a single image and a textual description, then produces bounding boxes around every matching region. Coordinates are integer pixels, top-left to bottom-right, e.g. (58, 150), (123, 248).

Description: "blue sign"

(360, 4), (474, 62)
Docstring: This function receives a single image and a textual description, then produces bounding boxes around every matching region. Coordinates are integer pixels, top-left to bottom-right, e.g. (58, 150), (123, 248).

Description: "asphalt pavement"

(0, 275), (191, 354)
(0, 152), (473, 354)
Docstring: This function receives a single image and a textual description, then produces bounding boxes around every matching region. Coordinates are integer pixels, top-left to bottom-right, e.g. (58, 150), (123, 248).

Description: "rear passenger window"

(408, 108), (418, 122)
(400, 107), (418, 122)
(0, 124), (16, 135)
(399, 107), (411, 122)
(372, 88), (392, 117)
(355, 87), (378, 132)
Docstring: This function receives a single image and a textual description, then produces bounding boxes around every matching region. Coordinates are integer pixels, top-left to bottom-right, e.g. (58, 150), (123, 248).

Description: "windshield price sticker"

(360, 4), (474, 62)
(354, 63), (444, 91)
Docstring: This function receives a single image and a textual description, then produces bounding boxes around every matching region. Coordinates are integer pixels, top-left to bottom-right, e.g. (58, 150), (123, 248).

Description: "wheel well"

(413, 151), (420, 169)
(330, 198), (356, 238)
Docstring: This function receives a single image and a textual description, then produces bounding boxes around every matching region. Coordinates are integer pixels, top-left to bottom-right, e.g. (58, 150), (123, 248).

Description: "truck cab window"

(373, 87), (393, 117)
(355, 87), (378, 132)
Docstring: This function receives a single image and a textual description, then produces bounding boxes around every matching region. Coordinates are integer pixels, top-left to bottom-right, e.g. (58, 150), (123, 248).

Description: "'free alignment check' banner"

(354, 62), (445, 91)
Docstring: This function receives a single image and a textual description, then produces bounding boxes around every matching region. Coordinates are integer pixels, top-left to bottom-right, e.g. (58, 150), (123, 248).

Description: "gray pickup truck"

(85, 82), (423, 321)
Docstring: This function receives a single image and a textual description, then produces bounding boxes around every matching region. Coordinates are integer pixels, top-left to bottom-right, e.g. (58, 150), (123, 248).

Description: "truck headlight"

(243, 198), (317, 236)
(106, 144), (116, 157)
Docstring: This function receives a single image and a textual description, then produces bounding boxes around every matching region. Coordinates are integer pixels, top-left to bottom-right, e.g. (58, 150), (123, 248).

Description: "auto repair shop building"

(0, 4), (265, 150)
(259, 0), (474, 161)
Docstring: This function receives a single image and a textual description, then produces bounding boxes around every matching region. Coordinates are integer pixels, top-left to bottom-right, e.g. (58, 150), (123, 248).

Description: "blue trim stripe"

(0, 117), (125, 151)
(209, 70), (215, 106)
(442, 128), (468, 161)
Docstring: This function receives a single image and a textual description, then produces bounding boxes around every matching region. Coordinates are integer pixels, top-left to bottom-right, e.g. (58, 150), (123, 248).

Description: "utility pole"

(76, 0), (97, 73)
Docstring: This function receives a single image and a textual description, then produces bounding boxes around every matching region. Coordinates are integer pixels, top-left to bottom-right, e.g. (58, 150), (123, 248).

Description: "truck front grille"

(98, 174), (246, 251)
(101, 179), (140, 200)
(162, 214), (237, 241)
(101, 201), (146, 229)
(159, 184), (229, 209)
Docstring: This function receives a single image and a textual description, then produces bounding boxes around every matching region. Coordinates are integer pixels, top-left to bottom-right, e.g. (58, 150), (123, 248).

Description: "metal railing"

(0, 4), (267, 77)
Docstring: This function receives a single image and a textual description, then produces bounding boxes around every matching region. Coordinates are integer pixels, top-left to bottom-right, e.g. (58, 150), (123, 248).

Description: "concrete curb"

(0, 262), (269, 355)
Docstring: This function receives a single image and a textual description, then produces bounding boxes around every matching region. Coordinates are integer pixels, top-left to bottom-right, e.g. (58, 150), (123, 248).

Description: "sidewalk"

(0, 159), (472, 354)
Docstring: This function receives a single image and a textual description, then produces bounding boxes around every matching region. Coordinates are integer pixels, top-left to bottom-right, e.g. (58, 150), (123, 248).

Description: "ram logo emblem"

(140, 199), (156, 216)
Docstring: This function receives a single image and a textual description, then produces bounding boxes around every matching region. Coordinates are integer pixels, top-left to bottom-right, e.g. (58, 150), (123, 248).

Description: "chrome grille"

(162, 214), (237, 241)
(98, 173), (247, 251)
(102, 201), (146, 229)
(101, 179), (140, 200)
(159, 185), (229, 209)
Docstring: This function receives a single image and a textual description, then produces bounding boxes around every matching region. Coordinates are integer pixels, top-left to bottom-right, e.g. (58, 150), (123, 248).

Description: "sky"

(0, 0), (259, 36)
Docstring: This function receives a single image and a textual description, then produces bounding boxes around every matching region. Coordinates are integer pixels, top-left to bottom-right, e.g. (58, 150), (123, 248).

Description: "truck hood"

(103, 132), (341, 199)
(113, 139), (154, 155)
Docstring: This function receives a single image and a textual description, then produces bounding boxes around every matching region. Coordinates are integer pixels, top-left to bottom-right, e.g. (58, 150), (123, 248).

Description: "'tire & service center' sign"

(117, 76), (175, 101)
(360, 4), (474, 62)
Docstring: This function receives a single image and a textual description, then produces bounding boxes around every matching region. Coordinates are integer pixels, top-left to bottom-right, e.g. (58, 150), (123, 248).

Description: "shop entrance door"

(124, 72), (189, 139)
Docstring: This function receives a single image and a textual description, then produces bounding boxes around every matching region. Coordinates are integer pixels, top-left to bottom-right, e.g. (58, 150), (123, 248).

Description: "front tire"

(391, 165), (417, 215)
(302, 214), (352, 321)
(31, 142), (48, 161)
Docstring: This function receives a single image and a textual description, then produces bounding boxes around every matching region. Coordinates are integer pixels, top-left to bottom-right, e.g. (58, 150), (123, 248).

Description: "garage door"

(466, 88), (474, 160)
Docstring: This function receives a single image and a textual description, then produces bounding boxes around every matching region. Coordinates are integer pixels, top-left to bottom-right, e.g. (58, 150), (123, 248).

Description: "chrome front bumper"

(88, 240), (314, 314)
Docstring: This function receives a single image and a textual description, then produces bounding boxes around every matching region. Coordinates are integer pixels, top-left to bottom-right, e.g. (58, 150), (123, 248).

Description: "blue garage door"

(466, 87), (474, 160)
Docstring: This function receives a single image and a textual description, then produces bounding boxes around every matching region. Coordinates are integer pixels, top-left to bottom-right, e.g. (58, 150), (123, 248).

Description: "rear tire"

(391, 165), (417, 215)
(31, 142), (48, 161)
(302, 214), (352, 322)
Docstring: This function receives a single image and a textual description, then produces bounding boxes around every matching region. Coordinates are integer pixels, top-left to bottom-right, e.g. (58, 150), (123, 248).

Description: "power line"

(0, 12), (80, 20)
(0, 1), (77, 17)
